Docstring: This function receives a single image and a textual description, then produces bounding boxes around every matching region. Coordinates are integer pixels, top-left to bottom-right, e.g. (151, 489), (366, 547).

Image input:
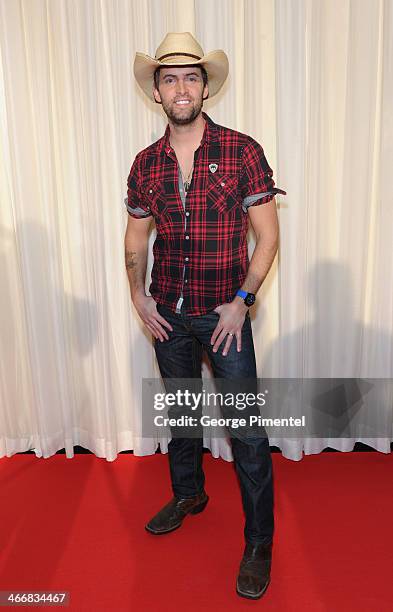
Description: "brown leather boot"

(236, 541), (272, 599)
(145, 491), (209, 535)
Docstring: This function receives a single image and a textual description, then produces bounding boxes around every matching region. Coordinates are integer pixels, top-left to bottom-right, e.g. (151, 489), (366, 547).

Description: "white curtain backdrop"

(0, 0), (392, 462)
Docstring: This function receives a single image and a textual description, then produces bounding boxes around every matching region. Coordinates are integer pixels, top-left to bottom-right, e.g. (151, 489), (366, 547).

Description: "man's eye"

(163, 76), (199, 84)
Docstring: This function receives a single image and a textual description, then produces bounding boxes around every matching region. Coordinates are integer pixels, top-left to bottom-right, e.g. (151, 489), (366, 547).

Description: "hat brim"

(133, 49), (229, 101)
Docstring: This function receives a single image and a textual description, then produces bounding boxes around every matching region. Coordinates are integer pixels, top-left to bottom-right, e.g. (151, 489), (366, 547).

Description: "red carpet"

(1, 451), (393, 611)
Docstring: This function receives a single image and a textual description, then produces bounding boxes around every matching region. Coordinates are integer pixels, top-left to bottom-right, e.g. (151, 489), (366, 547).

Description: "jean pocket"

(156, 302), (170, 314)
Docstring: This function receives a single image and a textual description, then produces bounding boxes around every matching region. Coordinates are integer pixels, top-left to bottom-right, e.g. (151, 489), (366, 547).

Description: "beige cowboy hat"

(133, 32), (229, 101)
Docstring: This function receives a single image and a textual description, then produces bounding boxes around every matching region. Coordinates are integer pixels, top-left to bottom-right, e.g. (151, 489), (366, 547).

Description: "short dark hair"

(153, 65), (208, 92)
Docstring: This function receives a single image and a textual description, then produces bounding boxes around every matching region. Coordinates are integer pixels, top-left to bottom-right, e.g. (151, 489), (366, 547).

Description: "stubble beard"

(161, 95), (204, 126)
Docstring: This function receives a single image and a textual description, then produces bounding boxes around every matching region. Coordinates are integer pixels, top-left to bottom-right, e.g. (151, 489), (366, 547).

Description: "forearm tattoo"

(125, 249), (137, 270)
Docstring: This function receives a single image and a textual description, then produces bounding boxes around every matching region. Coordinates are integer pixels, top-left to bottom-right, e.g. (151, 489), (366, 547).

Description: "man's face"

(153, 66), (208, 125)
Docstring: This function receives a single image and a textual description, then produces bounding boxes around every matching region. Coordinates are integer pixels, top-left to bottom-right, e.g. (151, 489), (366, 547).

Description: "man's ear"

(153, 87), (162, 104)
(202, 84), (209, 101)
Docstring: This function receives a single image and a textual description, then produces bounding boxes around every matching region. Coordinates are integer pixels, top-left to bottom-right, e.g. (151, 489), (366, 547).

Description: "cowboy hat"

(133, 32), (229, 101)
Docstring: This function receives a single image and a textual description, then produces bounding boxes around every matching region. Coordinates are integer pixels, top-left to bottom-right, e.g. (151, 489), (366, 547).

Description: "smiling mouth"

(174, 100), (192, 106)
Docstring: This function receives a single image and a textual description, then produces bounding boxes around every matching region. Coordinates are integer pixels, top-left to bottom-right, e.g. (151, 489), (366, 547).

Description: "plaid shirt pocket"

(206, 173), (239, 214)
(141, 180), (168, 218)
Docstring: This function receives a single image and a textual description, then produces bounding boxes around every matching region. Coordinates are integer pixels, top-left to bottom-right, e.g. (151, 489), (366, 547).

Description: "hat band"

(157, 51), (202, 62)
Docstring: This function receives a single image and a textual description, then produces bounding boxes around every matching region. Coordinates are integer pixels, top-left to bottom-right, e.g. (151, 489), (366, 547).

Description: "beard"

(161, 94), (204, 125)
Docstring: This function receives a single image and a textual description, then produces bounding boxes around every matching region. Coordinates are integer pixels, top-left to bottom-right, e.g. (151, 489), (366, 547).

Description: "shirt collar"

(160, 111), (219, 156)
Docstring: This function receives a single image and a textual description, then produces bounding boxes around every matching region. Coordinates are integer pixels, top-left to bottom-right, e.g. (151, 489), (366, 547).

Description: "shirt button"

(185, 257), (189, 261)
(185, 211), (190, 216)
(221, 182), (225, 187)
(149, 189), (153, 193)
(185, 279), (188, 283)
(185, 235), (190, 240)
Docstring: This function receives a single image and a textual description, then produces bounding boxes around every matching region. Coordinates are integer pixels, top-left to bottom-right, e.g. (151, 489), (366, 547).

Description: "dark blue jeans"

(154, 303), (274, 545)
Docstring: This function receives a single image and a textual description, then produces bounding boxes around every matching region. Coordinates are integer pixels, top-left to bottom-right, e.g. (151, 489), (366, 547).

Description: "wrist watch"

(236, 289), (256, 307)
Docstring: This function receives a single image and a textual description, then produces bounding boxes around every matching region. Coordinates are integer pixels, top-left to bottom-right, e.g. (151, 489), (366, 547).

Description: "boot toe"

(236, 575), (270, 599)
(236, 542), (272, 599)
(145, 492), (208, 535)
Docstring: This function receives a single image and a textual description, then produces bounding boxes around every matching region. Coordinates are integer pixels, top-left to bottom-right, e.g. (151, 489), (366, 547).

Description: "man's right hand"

(132, 294), (173, 342)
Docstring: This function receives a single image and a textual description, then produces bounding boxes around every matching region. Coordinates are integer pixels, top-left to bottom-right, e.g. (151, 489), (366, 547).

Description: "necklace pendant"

(184, 181), (190, 192)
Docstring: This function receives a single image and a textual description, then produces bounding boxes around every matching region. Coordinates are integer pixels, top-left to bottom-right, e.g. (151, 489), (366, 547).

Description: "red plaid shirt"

(125, 111), (286, 316)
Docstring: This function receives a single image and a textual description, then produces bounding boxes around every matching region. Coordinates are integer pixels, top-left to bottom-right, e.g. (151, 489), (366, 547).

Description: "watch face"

(245, 293), (256, 306)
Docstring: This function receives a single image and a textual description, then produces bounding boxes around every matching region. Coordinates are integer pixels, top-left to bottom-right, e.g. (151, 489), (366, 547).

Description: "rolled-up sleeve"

(124, 153), (152, 218)
(239, 138), (286, 213)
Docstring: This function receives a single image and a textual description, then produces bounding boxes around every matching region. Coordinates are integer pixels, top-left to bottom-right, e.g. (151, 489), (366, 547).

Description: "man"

(125, 32), (286, 600)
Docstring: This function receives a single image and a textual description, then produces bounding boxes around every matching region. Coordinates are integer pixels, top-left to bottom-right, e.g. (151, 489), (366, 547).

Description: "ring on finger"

(228, 332), (234, 337)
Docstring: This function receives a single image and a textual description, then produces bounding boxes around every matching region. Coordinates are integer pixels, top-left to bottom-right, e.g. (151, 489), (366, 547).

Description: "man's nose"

(175, 78), (188, 95)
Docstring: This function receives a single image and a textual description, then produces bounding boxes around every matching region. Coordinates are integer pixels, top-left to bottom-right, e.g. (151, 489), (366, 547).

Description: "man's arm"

(124, 214), (151, 299)
(210, 197), (279, 355)
(237, 197), (279, 297)
(124, 215), (173, 341)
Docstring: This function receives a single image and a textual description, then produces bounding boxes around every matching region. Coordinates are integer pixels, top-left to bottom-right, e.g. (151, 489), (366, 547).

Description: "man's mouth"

(174, 99), (192, 106)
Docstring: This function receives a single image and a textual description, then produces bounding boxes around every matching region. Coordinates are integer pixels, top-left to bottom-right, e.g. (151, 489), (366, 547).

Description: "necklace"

(182, 163), (194, 192)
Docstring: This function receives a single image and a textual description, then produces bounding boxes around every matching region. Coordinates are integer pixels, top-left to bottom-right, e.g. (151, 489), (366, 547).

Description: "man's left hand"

(211, 298), (249, 356)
